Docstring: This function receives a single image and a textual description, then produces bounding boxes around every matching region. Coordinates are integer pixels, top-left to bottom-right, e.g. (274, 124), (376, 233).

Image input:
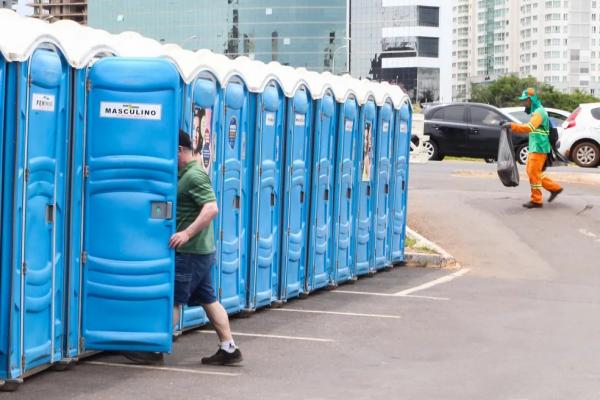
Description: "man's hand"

(500, 121), (512, 130)
(169, 231), (190, 249)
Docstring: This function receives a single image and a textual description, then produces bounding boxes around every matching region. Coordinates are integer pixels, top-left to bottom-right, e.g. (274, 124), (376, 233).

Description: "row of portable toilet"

(0, 13), (411, 390)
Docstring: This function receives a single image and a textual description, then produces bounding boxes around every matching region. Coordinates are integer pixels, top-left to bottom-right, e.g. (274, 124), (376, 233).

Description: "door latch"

(46, 205), (55, 224)
(150, 201), (173, 219)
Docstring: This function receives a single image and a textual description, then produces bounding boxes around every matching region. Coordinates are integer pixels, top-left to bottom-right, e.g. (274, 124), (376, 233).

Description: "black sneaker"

(548, 188), (563, 203)
(522, 201), (543, 209)
(201, 348), (243, 366)
(121, 351), (164, 365)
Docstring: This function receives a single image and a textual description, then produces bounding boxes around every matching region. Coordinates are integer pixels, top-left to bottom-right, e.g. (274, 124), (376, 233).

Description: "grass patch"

(405, 235), (438, 254)
(445, 156), (485, 163)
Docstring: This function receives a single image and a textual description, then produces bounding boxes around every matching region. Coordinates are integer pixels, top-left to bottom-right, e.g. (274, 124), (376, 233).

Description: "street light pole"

(180, 35), (199, 49)
(332, 44), (348, 74)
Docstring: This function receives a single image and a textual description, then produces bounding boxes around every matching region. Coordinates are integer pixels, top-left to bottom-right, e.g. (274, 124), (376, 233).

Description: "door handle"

(366, 185), (371, 197)
(433, 125), (440, 130)
(346, 187), (352, 199)
(234, 195), (241, 209)
(471, 128), (479, 134)
(324, 189), (329, 201)
(300, 191), (305, 204)
(46, 205), (54, 224)
(270, 192), (276, 207)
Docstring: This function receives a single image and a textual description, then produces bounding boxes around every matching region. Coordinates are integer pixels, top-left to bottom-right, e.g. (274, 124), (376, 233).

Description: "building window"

(417, 6), (439, 27)
(418, 37), (439, 58)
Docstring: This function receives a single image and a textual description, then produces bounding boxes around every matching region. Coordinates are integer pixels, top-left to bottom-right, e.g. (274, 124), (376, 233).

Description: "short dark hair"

(179, 129), (192, 149)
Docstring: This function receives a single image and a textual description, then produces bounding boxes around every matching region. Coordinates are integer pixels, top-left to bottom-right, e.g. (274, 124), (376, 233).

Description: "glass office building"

(88, 0), (349, 73)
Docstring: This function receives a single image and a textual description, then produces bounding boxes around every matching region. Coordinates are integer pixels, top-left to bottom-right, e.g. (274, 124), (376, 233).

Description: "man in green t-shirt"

(124, 131), (242, 366)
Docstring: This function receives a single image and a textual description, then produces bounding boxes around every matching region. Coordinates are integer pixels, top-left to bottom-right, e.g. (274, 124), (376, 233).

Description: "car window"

(443, 105), (465, 123)
(548, 111), (568, 123)
(428, 108), (444, 120)
(470, 106), (502, 126)
(509, 110), (529, 123)
(591, 107), (600, 120)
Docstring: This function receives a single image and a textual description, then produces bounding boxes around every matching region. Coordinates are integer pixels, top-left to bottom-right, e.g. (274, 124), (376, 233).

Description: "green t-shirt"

(176, 161), (216, 254)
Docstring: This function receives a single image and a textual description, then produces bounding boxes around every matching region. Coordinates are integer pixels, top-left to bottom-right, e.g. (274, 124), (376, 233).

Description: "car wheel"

(572, 141), (600, 168)
(423, 140), (439, 161)
(516, 145), (529, 165)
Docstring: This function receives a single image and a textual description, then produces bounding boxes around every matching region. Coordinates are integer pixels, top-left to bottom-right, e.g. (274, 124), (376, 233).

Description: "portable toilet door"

(305, 89), (336, 292)
(0, 54), (9, 383)
(389, 101), (412, 265)
(178, 72), (221, 329)
(279, 85), (312, 300)
(248, 80), (285, 310)
(1, 45), (71, 382)
(217, 76), (252, 315)
(373, 99), (395, 270)
(331, 95), (358, 284)
(78, 57), (180, 353)
(354, 97), (377, 276)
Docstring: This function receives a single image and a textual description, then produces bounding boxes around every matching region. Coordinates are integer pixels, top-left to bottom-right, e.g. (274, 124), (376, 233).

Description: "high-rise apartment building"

(352, 0), (454, 103)
(30, 0), (87, 24)
(452, 0), (519, 100)
(453, 0), (600, 100)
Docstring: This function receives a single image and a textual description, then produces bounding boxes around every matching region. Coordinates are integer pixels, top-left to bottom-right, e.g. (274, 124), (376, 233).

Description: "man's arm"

(510, 112), (543, 135)
(169, 201), (218, 248)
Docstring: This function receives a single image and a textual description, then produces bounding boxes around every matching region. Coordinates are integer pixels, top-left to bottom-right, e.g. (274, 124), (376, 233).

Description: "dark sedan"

(423, 103), (529, 164)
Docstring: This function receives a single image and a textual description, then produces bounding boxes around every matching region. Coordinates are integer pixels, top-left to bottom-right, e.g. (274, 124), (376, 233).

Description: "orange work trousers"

(526, 152), (561, 204)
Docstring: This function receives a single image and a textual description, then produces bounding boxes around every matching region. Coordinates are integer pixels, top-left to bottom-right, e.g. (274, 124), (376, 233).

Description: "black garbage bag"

(545, 120), (570, 168)
(497, 126), (520, 187)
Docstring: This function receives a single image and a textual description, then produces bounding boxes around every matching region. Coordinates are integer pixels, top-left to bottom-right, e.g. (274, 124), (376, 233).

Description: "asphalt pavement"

(6, 160), (600, 400)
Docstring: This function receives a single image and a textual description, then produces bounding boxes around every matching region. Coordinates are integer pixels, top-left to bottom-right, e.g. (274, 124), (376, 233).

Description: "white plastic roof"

(0, 10), (409, 109)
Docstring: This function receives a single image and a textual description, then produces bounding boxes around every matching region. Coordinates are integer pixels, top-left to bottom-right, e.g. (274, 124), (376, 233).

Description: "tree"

(469, 75), (600, 112)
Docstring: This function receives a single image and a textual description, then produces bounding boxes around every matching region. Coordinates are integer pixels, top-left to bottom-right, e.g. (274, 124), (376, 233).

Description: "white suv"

(558, 103), (600, 168)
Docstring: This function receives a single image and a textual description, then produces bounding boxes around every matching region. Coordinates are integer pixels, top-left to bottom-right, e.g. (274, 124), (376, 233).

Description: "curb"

(405, 227), (459, 269)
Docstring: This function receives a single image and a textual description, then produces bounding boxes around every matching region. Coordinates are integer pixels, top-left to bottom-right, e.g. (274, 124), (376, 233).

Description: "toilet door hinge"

(22, 262), (27, 275)
(84, 165), (90, 177)
(81, 251), (88, 264)
(218, 288), (222, 298)
(21, 355), (26, 366)
(220, 230), (223, 241)
(24, 168), (30, 182)
(27, 76), (32, 87)
(79, 337), (85, 352)
(86, 79), (91, 92)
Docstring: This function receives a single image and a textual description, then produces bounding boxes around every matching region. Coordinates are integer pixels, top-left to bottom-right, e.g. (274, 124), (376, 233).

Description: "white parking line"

(333, 289), (449, 301)
(393, 268), (470, 296)
(85, 361), (241, 377)
(197, 330), (334, 343)
(269, 308), (401, 319)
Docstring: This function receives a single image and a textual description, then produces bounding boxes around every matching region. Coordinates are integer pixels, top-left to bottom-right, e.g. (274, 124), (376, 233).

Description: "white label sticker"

(100, 102), (162, 120)
(383, 122), (389, 132)
(295, 113), (305, 126)
(266, 112), (275, 126)
(31, 94), (55, 112)
(400, 122), (408, 134)
(345, 119), (353, 132)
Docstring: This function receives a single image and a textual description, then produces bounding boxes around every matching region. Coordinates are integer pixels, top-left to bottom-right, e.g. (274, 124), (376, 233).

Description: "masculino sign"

(100, 102), (162, 120)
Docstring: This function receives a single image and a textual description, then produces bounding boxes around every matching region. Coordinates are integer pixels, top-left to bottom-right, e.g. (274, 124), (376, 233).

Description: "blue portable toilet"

(354, 95), (378, 276)
(373, 97), (395, 270)
(0, 44), (71, 384)
(389, 99), (412, 265)
(279, 85), (313, 300)
(305, 88), (336, 292)
(248, 80), (285, 310)
(73, 57), (180, 354)
(331, 94), (359, 285)
(177, 71), (221, 329)
(216, 75), (253, 315)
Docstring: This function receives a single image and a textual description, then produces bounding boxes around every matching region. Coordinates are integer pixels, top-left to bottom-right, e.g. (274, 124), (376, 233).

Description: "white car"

(558, 103), (600, 168)
(501, 106), (570, 135)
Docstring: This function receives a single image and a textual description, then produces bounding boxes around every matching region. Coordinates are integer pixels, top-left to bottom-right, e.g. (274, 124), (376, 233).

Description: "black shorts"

(174, 252), (217, 306)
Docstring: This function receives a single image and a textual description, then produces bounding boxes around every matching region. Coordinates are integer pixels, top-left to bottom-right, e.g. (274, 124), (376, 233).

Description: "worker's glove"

(500, 121), (512, 130)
